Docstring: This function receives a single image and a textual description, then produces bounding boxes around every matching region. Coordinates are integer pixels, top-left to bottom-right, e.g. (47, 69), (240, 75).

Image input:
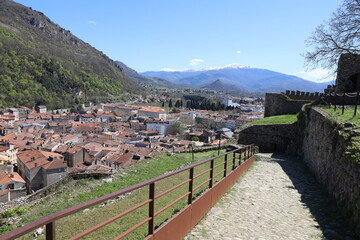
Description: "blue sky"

(15, 0), (342, 82)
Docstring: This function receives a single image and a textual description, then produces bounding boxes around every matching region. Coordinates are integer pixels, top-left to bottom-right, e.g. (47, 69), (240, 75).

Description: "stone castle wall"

(264, 93), (312, 117)
(237, 106), (360, 234)
(237, 123), (298, 153)
(301, 107), (360, 234)
(335, 53), (360, 92)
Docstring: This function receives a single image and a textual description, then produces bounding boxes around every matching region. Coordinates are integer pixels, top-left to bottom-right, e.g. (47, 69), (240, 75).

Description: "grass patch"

(319, 105), (360, 164)
(3, 149), (251, 239)
(320, 105), (360, 127)
(244, 114), (297, 126)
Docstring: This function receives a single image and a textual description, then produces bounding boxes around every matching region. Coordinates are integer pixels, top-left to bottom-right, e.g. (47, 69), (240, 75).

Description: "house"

(94, 112), (116, 123)
(17, 150), (67, 192)
(180, 111), (197, 120)
(8, 108), (19, 121)
(52, 114), (68, 122)
(0, 171), (26, 202)
(214, 119), (237, 130)
(70, 123), (102, 134)
(103, 151), (133, 170)
(35, 105), (47, 113)
(138, 107), (167, 120)
(129, 121), (146, 131)
(235, 116), (255, 126)
(111, 105), (139, 119)
(217, 128), (234, 138)
(18, 107), (33, 119)
(0, 144), (18, 165)
(117, 133), (144, 143)
(63, 145), (89, 167)
(195, 116), (216, 129)
(145, 119), (178, 136)
(0, 114), (15, 124)
(79, 114), (96, 122)
(0, 124), (14, 136)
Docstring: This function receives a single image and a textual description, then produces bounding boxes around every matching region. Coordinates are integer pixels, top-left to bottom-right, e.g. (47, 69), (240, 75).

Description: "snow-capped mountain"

(141, 64), (331, 93)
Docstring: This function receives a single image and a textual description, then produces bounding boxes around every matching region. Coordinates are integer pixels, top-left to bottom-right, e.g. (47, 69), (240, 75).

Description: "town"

(0, 95), (264, 202)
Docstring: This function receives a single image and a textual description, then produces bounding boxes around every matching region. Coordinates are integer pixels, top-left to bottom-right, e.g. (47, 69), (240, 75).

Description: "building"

(145, 119), (178, 136)
(17, 150), (67, 192)
(138, 107), (167, 120)
(0, 144), (18, 165)
(35, 105), (47, 113)
(223, 98), (240, 108)
(0, 171), (26, 202)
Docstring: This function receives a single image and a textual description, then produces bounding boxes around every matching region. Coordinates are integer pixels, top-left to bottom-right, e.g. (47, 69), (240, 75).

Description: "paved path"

(186, 153), (357, 240)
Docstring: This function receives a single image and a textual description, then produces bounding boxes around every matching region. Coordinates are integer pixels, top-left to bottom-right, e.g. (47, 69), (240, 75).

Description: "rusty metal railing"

(1, 145), (257, 240)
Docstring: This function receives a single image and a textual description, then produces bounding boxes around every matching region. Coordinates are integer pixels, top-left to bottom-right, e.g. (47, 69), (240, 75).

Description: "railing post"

(223, 154), (228, 178)
(355, 92), (359, 116)
(148, 183), (155, 235)
(232, 152), (236, 170)
(46, 222), (55, 240)
(342, 92), (345, 115)
(188, 167), (194, 204)
(209, 159), (214, 188)
(238, 149), (242, 165)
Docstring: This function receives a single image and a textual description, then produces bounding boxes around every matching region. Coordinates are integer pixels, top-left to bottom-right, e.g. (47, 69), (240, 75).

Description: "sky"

(15, 0), (343, 83)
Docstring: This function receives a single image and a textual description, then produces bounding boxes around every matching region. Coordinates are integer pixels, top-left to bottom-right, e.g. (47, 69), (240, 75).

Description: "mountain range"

(115, 61), (183, 89)
(142, 64), (332, 93)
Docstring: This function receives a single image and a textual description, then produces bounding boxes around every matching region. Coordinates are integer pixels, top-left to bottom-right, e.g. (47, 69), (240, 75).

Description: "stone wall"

(264, 93), (312, 117)
(335, 53), (360, 92)
(283, 90), (324, 100)
(0, 189), (27, 203)
(300, 107), (360, 234)
(237, 123), (298, 153)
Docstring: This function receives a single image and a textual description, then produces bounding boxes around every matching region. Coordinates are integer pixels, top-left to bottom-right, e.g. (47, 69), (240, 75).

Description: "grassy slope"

(319, 105), (360, 164)
(245, 114), (298, 126)
(320, 105), (360, 126)
(1, 150), (235, 239)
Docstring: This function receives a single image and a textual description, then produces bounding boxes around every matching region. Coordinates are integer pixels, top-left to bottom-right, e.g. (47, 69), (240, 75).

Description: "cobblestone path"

(186, 153), (358, 240)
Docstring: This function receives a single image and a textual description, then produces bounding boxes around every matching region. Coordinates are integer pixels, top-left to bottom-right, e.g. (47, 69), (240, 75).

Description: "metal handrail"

(1, 145), (257, 240)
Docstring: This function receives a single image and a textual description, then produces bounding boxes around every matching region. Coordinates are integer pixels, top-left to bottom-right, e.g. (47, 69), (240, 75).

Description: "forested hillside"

(0, 0), (141, 109)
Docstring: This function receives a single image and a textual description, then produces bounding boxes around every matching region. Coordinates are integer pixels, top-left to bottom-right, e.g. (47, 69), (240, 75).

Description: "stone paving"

(186, 153), (358, 240)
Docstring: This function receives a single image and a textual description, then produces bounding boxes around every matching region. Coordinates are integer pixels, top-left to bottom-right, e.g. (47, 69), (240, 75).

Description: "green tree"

(167, 122), (184, 135)
(191, 136), (199, 141)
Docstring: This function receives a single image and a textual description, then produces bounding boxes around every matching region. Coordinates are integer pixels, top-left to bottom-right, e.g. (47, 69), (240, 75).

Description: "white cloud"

(293, 68), (335, 83)
(87, 20), (97, 26)
(189, 58), (204, 66)
(236, 50), (241, 54)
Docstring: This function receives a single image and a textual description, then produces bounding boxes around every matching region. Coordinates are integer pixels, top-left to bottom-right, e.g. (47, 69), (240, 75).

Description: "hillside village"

(0, 98), (263, 202)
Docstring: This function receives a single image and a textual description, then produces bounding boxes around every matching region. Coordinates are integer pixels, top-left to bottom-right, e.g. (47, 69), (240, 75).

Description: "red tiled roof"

(0, 146), (9, 152)
(42, 159), (67, 170)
